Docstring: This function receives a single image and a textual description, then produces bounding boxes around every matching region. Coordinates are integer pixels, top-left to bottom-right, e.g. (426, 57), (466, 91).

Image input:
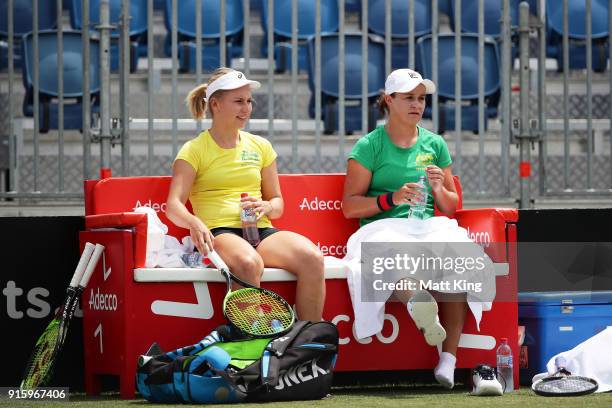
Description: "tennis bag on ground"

(136, 321), (339, 403)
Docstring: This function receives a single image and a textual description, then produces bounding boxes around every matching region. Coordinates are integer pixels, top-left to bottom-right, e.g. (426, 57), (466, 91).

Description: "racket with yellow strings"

(205, 248), (295, 338)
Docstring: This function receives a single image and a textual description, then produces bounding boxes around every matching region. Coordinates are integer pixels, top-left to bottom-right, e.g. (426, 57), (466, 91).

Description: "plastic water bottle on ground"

(409, 175), (428, 220)
(496, 337), (514, 393)
(240, 193), (260, 246)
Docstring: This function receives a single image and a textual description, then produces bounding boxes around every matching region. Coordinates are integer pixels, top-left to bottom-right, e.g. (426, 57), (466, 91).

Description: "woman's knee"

(230, 253), (264, 280)
(294, 247), (325, 280)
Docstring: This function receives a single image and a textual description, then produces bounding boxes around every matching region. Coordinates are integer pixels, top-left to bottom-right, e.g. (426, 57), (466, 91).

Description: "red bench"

(80, 174), (518, 398)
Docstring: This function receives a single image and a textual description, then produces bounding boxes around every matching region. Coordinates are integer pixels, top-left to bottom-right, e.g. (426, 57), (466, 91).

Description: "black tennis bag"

(136, 321), (339, 403)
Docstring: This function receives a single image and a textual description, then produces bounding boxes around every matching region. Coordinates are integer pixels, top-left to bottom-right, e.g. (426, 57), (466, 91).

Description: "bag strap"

(165, 329), (222, 360)
(261, 320), (310, 385)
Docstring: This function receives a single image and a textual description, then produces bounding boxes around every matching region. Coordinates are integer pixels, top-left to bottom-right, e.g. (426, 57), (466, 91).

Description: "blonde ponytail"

(186, 84), (208, 119)
(185, 67), (234, 119)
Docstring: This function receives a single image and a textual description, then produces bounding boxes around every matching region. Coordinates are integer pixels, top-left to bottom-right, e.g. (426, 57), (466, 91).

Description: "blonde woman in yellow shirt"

(166, 68), (325, 322)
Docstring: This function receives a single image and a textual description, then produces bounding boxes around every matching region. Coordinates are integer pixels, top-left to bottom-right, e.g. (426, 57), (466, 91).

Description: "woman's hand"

(240, 195), (273, 221)
(188, 217), (214, 255)
(425, 165), (445, 193)
(393, 183), (426, 206)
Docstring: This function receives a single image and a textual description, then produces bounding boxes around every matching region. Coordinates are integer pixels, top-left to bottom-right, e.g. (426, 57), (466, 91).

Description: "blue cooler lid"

(518, 291), (612, 305)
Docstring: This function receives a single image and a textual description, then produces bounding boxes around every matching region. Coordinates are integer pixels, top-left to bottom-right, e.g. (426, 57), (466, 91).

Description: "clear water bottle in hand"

(496, 337), (514, 393)
(240, 193), (260, 246)
(409, 175), (428, 220)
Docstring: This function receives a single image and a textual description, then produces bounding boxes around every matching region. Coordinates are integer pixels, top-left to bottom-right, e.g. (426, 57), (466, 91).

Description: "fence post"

(517, 2), (532, 208)
(98, 0), (113, 178)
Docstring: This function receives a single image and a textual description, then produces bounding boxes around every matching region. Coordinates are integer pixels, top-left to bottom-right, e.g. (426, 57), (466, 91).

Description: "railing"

(1, 0), (611, 207)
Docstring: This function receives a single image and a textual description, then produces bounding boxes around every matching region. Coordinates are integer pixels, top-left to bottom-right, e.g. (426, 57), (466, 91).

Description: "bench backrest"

(85, 174), (462, 253)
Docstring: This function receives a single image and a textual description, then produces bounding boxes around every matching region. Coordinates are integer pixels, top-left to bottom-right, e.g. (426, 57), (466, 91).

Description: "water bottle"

(240, 193), (260, 246)
(409, 175), (428, 220)
(496, 337), (514, 393)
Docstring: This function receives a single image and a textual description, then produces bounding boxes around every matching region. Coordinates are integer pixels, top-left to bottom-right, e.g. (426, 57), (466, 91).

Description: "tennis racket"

(21, 243), (105, 389)
(205, 248), (295, 338)
(532, 356), (598, 397)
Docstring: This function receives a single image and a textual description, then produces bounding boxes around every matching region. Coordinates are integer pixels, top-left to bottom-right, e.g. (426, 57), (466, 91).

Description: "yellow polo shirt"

(175, 130), (277, 229)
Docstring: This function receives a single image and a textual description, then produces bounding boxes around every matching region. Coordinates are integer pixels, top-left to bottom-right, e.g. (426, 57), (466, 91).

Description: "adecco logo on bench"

(466, 226), (491, 248)
(133, 200), (167, 213)
(299, 197), (342, 211)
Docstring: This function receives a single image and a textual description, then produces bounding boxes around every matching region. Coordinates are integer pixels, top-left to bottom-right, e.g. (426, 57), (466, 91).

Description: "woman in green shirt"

(342, 69), (464, 389)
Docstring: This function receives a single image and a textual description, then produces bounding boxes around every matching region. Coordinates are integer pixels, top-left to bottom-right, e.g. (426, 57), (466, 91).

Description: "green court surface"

(2, 386), (612, 407)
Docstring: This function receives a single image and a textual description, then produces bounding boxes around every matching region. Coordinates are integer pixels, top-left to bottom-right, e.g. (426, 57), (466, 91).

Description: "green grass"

(2, 386), (612, 408)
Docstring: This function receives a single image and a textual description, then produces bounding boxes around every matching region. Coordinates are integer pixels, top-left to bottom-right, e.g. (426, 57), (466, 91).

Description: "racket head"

(223, 287), (295, 338)
(20, 318), (62, 389)
(532, 375), (598, 397)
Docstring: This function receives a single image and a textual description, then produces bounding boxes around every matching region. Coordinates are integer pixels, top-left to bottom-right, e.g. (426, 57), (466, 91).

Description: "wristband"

(377, 192), (396, 211)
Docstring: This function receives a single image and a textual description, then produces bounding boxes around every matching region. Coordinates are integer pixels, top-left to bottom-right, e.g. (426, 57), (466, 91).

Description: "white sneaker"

(471, 364), (503, 396)
(407, 290), (446, 346)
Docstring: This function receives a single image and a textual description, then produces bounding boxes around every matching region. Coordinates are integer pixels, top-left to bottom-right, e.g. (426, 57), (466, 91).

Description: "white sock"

(434, 352), (456, 389)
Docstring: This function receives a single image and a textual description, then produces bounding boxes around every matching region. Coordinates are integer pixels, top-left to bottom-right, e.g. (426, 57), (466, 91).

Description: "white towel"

(134, 207), (194, 267)
(342, 216), (494, 340)
(546, 327), (612, 393)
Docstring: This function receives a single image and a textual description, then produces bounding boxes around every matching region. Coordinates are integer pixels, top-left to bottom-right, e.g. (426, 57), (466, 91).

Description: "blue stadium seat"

(438, 0), (452, 17)
(449, 0), (531, 63)
(164, 0), (244, 72)
(0, 0), (58, 70)
(261, 0), (339, 72)
(417, 33), (501, 133)
(449, 0), (521, 39)
(546, 0), (609, 71)
(307, 33), (386, 134)
(21, 30), (100, 132)
(345, 0), (360, 13)
(69, 0), (147, 73)
(368, 0), (432, 69)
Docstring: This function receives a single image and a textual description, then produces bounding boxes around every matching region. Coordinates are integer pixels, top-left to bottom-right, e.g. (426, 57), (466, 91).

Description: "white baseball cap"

(205, 70), (261, 101)
(384, 68), (436, 95)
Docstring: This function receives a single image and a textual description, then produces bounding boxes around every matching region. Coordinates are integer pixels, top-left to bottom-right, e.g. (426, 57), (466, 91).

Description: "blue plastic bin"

(518, 291), (612, 385)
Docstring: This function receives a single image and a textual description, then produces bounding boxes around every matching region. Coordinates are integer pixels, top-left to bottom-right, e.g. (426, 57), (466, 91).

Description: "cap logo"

(237, 73), (243, 79)
(407, 72), (419, 78)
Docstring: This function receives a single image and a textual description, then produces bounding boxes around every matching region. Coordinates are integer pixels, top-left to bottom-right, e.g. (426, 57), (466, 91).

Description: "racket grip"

(79, 243), (105, 288)
(69, 242), (96, 288)
(138, 355), (153, 368)
(206, 248), (230, 272)
(555, 355), (567, 369)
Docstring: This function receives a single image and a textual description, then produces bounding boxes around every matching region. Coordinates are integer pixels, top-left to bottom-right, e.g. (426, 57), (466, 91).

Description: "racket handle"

(79, 243), (105, 288)
(69, 242), (96, 288)
(555, 355), (567, 369)
(206, 248), (230, 272)
(138, 355), (153, 368)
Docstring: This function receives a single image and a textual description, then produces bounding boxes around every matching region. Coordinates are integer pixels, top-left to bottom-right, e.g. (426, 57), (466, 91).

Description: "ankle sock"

(434, 352), (456, 389)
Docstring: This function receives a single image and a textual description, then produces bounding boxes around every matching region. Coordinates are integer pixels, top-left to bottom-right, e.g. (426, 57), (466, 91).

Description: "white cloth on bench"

(135, 206), (195, 268)
(342, 216), (494, 340)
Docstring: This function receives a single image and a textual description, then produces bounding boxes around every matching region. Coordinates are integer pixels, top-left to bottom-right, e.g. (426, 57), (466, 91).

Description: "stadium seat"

(0, 0), (58, 70)
(449, 0), (521, 39)
(164, 0), (244, 72)
(306, 33), (385, 134)
(546, 0), (609, 72)
(367, 0), (432, 69)
(417, 33), (501, 133)
(345, 0), (360, 13)
(260, 0), (339, 72)
(154, 0), (164, 11)
(449, 0), (533, 63)
(68, 0), (146, 73)
(21, 30), (100, 132)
